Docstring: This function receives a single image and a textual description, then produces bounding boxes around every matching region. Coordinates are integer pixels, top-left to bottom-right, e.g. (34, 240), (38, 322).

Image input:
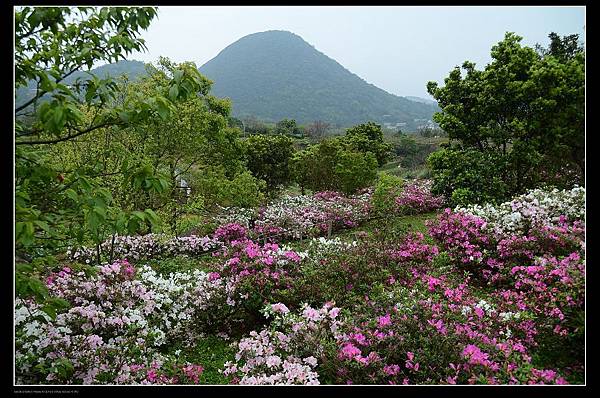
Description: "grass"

(145, 255), (218, 275)
(165, 335), (236, 385)
(333, 211), (438, 242)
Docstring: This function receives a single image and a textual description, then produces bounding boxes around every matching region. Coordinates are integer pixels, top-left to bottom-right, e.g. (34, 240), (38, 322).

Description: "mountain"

(199, 30), (438, 128)
(77, 60), (147, 81)
(405, 96), (438, 106)
(17, 33), (438, 129)
(16, 60), (146, 109)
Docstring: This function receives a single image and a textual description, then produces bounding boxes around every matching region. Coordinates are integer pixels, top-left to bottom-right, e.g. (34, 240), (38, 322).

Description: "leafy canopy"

(426, 32), (584, 206)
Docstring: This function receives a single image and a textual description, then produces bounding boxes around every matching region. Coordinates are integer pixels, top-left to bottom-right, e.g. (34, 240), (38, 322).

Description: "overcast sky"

(127, 6), (585, 99)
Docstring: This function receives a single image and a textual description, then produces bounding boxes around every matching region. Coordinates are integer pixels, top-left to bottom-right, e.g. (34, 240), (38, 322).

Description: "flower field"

(15, 182), (585, 385)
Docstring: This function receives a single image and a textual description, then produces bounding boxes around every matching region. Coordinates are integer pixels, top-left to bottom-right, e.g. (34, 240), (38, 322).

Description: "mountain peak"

(199, 31), (437, 127)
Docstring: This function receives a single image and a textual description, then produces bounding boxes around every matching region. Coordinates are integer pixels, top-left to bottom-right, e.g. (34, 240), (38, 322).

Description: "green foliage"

(416, 125), (446, 138)
(16, 7), (207, 143)
(344, 122), (392, 166)
(392, 133), (441, 170)
(243, 134), (295, 193)
(242, 116), (274, 135)
(13, 7), (227, 317)
(15, 7), (213, 262)
(334, 151), (378, 195)
(275, 118), (304, 137)
(371, 173), (404, 216)
(190, 167), (266, 210)
(290, 136), (379, 195)
(428, 148), (508, 207)
(289, 121), (389, 194)
(15, 256), (72, 321)
(290, 139), (338, 193)
(426, 32), (584, 204)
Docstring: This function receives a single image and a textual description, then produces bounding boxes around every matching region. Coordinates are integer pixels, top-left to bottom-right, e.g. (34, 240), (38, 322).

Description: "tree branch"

(15, 121), (117, 145)
(15, 67), (83, 113)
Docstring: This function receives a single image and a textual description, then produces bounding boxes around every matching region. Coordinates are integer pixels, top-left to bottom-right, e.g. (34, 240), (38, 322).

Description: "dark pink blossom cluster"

(331, 266), (571, 385)
(395, 180), (444, 214)
(213, 222), (248, 243)
(427, 209), (492, 269)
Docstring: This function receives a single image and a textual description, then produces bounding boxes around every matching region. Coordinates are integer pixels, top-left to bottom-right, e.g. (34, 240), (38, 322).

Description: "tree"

(535, 32), (583, 62)
(15, 7), (209, 259)
(243, 116), (273, 135)
(243, 134), (295, 193)
(305, 120), (330, 141)
(290, 137), (378, 195)
(345, 122), (392, 166)
(416, 125), (445, 138)
(426, 32), (584, 205)
(334, 150), (378, 195)
(275, 118), (303, 137)
(15, 7), (204, 144)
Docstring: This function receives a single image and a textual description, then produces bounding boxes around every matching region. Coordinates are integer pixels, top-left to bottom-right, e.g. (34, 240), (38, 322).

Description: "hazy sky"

(127, 6), (585, 99)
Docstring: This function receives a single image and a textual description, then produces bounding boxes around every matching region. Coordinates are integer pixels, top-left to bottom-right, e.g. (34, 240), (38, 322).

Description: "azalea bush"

(253, 191), (372, 240)
(205, 238), (309, 333)
(456, 186), (585, 238)
(395, 179), (445, 214)
(223, 302), (343, 385)
(331, 277), (569, 385)
(15, 260), (218, 384)
(16, 186), (585, 385)
(68, 233), (223, 264)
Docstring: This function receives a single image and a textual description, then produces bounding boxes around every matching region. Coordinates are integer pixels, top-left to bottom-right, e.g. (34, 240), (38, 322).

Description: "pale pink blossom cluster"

(223, 302), (342, 385)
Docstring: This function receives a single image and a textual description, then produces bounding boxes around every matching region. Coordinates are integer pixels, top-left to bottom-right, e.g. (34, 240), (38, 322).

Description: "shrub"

(395, 179), (444, 214)
(223, 302), (343, 385)
(15, 260), (220, 384)
(290, 138), (379, 195)
(428, 148), (509, 207)
(371, 174), (404, 216)
(243, 134), (295, 193)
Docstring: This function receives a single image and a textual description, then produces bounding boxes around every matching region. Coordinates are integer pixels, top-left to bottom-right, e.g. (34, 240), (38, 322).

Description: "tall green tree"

(290, 137), (378, 195)
(426, 32), (584, 205)
(15, 7), (209, 258)
(243, 134), (295, 194)
(345, 122), (392, 166)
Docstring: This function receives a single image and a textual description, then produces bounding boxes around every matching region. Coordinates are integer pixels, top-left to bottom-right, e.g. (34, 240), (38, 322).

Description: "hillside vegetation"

(199, 30), (439, 128)
(14, 7), (584, 387)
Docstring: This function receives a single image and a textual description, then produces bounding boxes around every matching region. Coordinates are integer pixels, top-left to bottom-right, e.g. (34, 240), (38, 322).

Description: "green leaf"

(173, 69), (183, 83)
(144, 208), (159, 224)
(85, 85), (98, 102)
(64, 189), (78, 202)
(132, 211), (146, 221)
(39, 73), (57, 92)
(16, 263), (34, 273)
(41, 305), (57, 321)
(33, 220), (50, 233)
(46, 297), (71, 311)
(168, 84), (179, 101)
(27, 277), (49, 301)
(155, 101), (169, 120)
(16, 222), (35, 246)
(92, 205), (107, 219)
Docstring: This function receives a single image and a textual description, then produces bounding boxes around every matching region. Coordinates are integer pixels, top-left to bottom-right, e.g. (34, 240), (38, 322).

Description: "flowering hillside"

(15, 184), (585, 385)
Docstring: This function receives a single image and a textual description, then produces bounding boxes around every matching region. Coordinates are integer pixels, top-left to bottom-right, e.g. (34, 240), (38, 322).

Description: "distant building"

(383, 121), (407, 129)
